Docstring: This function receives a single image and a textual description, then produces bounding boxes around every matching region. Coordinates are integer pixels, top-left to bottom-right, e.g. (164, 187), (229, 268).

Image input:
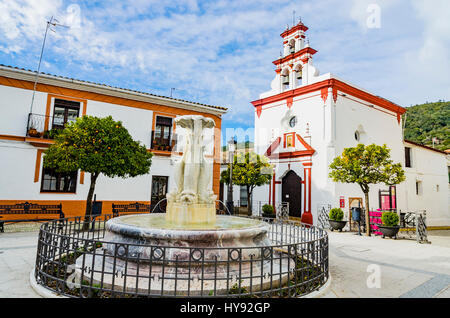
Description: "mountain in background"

(403, 100), (449, 151)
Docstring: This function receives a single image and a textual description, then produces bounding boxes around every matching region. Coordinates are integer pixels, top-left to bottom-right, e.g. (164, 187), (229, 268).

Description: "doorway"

(151, 176), (168, 212)
(348, 197), (363, 231)
(282, 170), (302, 217)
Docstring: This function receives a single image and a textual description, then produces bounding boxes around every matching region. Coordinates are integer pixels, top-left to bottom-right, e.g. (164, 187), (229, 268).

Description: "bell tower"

(270, 21), (319, 94)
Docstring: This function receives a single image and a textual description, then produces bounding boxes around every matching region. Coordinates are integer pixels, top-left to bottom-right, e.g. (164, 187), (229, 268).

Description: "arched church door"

(282, 170), (302, 217)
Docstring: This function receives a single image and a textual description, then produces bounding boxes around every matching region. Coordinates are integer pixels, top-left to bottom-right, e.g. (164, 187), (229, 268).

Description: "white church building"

(226, 22), (449, 227)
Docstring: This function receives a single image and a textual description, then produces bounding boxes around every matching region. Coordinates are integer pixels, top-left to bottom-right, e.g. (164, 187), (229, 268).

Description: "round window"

(289, 116), (297, 128)
(354, 130), (360, 141)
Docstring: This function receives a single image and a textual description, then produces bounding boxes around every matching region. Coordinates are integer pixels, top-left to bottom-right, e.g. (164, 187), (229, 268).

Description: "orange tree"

(44, 116), (152, 227)
(329, 144), (405, 236)
(221, 152), (272, 215)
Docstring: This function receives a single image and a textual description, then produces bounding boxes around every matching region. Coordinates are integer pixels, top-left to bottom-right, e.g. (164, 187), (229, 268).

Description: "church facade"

(246, 22), (449, 227)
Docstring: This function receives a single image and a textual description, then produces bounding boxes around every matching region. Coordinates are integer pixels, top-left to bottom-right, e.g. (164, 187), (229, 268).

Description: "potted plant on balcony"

(261, 204), (275, 219)
(379, 211), (400, 239)
(329, 208), (347, 232)
(28, 127), (41, 138)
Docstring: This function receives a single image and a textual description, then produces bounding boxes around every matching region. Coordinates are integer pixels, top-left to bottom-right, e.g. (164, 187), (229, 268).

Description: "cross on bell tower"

(272, 20), (318, 92)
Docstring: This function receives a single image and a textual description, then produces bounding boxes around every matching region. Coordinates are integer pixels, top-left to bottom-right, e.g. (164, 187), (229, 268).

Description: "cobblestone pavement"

(0, 227), (449, 298)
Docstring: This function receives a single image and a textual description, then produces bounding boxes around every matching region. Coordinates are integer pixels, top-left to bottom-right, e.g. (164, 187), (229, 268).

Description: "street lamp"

(226, 138), (236, 215)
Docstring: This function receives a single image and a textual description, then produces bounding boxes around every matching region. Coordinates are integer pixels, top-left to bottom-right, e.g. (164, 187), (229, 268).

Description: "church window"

(415, 181), (422, 196)
(354, 130), (360, 141)
(294, 65), (303, 87)
(289, 116), (297, 128)
(289, 39), (295, 54)
(405, 147), (412, 168)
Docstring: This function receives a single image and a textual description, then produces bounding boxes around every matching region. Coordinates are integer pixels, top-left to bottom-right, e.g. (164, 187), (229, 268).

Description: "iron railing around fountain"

(34, 214), (328, 298)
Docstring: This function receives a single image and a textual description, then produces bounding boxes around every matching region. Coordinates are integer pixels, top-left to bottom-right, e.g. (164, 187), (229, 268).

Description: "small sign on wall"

(339, 196), (345, 208)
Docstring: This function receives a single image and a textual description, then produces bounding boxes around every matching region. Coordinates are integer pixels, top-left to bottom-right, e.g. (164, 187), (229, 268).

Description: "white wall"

(403, 143), (449, 226)
(0, 85), (47, 136)
(331, 92), (407, 215)
(0, 84), (215, 204)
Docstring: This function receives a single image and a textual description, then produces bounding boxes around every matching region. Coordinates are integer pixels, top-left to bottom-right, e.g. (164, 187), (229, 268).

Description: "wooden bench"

(112, 202), (152, 217)
(0, 202), (64, 232)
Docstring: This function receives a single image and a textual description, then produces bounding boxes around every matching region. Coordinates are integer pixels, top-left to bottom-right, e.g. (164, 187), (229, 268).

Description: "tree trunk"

(247, 185), (252, 216)
(83, 173), (99, 230)
(364, 191), (371, 236)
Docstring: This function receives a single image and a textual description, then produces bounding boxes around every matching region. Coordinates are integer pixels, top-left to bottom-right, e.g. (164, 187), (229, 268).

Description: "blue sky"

(1, 0), (449, 142)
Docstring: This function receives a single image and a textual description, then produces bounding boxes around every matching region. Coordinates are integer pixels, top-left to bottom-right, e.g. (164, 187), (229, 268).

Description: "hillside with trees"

(403, 100), (449, 151)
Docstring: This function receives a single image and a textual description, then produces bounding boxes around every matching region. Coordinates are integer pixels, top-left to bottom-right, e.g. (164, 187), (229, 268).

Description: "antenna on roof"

(29, 16), (70, 116)
(293, 10), (296, 26)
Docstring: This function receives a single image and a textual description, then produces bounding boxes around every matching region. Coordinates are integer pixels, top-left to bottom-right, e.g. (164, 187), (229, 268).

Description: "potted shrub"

(379, 211), (400, 239)
(261, 204), (275, 219)
(28, 127), (41, 138)
(329, 208), (347, 232)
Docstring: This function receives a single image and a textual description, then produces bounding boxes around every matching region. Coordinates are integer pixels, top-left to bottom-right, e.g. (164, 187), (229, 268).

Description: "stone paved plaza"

(0, 225), (449, 298)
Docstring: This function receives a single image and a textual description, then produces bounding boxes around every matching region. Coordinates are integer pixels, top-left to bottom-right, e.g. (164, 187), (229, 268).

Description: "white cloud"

(0, 0), (448, 128)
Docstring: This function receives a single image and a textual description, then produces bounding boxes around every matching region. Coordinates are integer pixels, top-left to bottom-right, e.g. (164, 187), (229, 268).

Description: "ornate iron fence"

(254, 201), (289, 218)
(34, 215), (328, 298)
(317, 204), (331, 230)
(399, 210), (430, 244)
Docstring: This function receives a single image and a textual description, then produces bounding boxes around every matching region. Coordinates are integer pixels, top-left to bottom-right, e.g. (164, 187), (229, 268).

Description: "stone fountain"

(75, 115), (292, 295)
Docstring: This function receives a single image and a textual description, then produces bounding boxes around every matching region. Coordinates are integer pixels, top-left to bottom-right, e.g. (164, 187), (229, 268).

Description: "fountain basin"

(74, 214), (293, 295)
(103, 214), (273, 262)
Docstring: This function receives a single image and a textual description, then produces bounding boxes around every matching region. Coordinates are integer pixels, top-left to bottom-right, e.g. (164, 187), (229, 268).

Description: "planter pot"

(262, 213), (275, 220)
(378, 225), (400, 239)
(329, 220), (347, 232)
(28, 129), (41, 138)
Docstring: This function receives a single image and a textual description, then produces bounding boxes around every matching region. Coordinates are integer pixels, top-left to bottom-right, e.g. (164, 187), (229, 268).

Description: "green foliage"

(381, 211), (400, 227)
(329, 144), (405, 193)
(221, 152), (272, 215)
(228, 280), (249, 297)
(262, 204), (274, 215)
(220, 152), (272, 188)
(329, 208), (344, 221)
(329, 144), (405, 236)
(403, 100), (449, 151)
(45, 128), (61, 139)
(43, 115), (153, 178)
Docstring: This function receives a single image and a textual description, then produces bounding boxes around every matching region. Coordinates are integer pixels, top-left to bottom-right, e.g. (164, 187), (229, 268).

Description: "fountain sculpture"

(74, 115), (292, 295)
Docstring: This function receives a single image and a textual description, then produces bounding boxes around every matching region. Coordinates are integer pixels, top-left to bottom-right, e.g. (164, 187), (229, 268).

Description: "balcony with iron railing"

(26, 114), (182, 154)
(149, 130), (178, 155)
(25, 113), (71, 146)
